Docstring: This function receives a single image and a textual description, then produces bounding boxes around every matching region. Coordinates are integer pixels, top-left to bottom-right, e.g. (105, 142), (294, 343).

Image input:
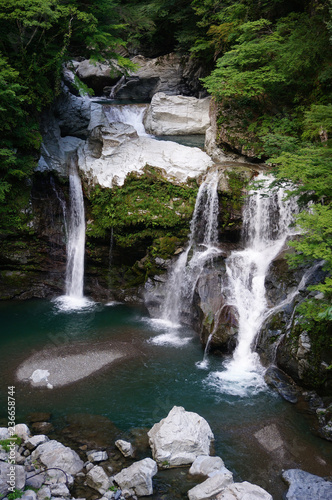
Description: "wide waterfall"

(159, 170), (221, 327)
(105, 104), (150, 137)
(208, 174), (298, 395)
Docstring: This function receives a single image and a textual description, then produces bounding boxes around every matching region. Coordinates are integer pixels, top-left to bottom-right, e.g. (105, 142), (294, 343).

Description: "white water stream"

(105, 104), (150, 136)
(208, 174), (299, 395)
(54, 160), (91, 311)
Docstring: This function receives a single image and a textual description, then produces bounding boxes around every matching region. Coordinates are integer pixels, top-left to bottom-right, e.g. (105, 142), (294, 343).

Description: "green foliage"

(7, 490), (24, 500)
(87, 168), (198, 249)
(0, 435), (22, 451)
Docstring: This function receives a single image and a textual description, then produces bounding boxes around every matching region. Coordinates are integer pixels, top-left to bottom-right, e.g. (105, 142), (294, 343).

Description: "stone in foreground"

(187, 470), (233, 500)
(115, 439), (134, 457)
(31, 440), (84, 475)
(148, 406), (214, 467)
(86, 465), (112, 494)
(215, 481), (272, 499)
(113, 457), (158, 497)
(282, 469), (332, 499)
(189, 455), (226, 478)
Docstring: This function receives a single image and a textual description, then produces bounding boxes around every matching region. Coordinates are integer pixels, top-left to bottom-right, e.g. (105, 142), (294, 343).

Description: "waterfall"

(54, 160), (91, 311)
(161, 170), (221, 326)
(105, 104), (150, 136)
(207, 174), (298, 395)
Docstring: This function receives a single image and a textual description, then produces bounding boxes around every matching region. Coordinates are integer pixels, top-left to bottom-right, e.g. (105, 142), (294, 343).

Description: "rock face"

(113, 458), (158, 497)
(144, 93), (211, 135)
(147, 406), (214, 467)
(86, 465), (111, 494)
(282, 469), (332, 500)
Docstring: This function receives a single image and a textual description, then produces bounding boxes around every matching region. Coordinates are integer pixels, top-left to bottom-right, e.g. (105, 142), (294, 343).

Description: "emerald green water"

(1, 300), (331, 498)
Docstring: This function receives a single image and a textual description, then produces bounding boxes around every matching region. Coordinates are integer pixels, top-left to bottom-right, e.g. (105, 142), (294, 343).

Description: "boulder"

(0, 463), (26, 499)
(113, 458), (158, 497)
(187, 470), (233, 500)
(115, 440), (134, 458)
(31, 440), (84, 475)
(0, 428), (10, 440)
(78, 134), (213, 188)
(11, 424), (31, 442)
(50, 483), (71, 497)
(282, 469), (332, 499)
(86, 465), (112, 494)
(37, 486), (51, 500)
(264, 367), (299, 403)
(86, 450), (108, 462)
(189, 456), (226, 478)
(25, 435), (49, 451)
(21, 490), (37, 500)
(144, 93), (211, 136)
(75, 60), (122, 94)
(147, 406), (214, 467)
(215, 481), (272, 499)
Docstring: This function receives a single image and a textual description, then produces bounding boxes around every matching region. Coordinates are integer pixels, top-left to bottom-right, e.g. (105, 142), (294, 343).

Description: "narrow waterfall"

(161, 171), (221, 326)
(105, 104), (149, 136)
(208, 174), (298, 395)
(54, 160), (90, 310)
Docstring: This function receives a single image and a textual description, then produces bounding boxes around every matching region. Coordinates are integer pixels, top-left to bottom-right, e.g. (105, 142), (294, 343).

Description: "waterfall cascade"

(161, 170), (221, 325)
(54, 160), (90, 310)
(208, 174), (299, 395)
(105, 104), (150, 137)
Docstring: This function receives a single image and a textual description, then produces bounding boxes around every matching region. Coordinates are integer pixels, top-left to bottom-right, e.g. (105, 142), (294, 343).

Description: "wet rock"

(187, 470), (233, 500)
(148, 406), (214, 467)
(113, 458), (157, 497)
(264, 367), (299, 403)
(31, 440), (84, 475)
(189, 456), (226, 478)
(27, 412), (52, 423)
(115, 440), (134, 458)
(282, 469), (332, 499)
(86, 465), (112, 494)
(316, 405), (332, 441)
(215, 481), (272, 499)
(86, 450), (108, 463)
(144, 93), (210, 136)
(31, 422), (54, 434)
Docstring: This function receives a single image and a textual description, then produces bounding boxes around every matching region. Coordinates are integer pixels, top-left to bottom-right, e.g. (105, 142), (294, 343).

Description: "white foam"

(30, 369), (50, 384)
(53, 295), (95, 312)
(148, 332), (192, 346)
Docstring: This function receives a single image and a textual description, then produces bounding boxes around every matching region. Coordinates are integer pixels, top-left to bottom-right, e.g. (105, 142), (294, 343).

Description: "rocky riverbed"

(1, 407), (332, 500)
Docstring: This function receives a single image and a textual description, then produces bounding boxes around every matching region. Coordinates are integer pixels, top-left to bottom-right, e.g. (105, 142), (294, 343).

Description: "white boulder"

(144, 93), (211, 136)
(86, 465), (111, 494)
(189, 456), (227, 478)
(113, 458), (158, 497)
(0, 462), (26, 498)
(10, 424), (31, 442)
(115, 439), (134, 457)
(215, 481), (273, 499)
(31, 440), (83, 475)
(86, 450), (108, 462)
(188, 470), (233, 500)
(147, 406), (214, 467)
(78, 135), (213, 188)
(25, 435), (49, 450)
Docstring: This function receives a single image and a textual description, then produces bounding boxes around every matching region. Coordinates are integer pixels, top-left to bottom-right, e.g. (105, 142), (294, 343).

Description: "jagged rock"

(86, 450), (108, 462)
(113, 458), (158, 497)
(282, 469), (332, 499)
(31, 440), (84, 475)
(264, 366), (299, 403)
(144, 93), (210, 136)
(215, 481), (273, 499)
(0, 463), (26, 499)
(115, 440), (134, 458)
(189, 456), (226, 478)
(187, 470), (233, 500)
(25, 435), (50, 451)
(147, 406), (214, 467)
(86, 465), (112, 494)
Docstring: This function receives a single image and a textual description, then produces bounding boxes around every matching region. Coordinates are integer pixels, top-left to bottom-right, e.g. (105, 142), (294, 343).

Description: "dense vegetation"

(0, 0), (331, 331)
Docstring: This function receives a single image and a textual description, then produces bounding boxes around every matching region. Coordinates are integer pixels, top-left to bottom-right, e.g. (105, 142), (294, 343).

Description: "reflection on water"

(0, 300), (331, 499)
